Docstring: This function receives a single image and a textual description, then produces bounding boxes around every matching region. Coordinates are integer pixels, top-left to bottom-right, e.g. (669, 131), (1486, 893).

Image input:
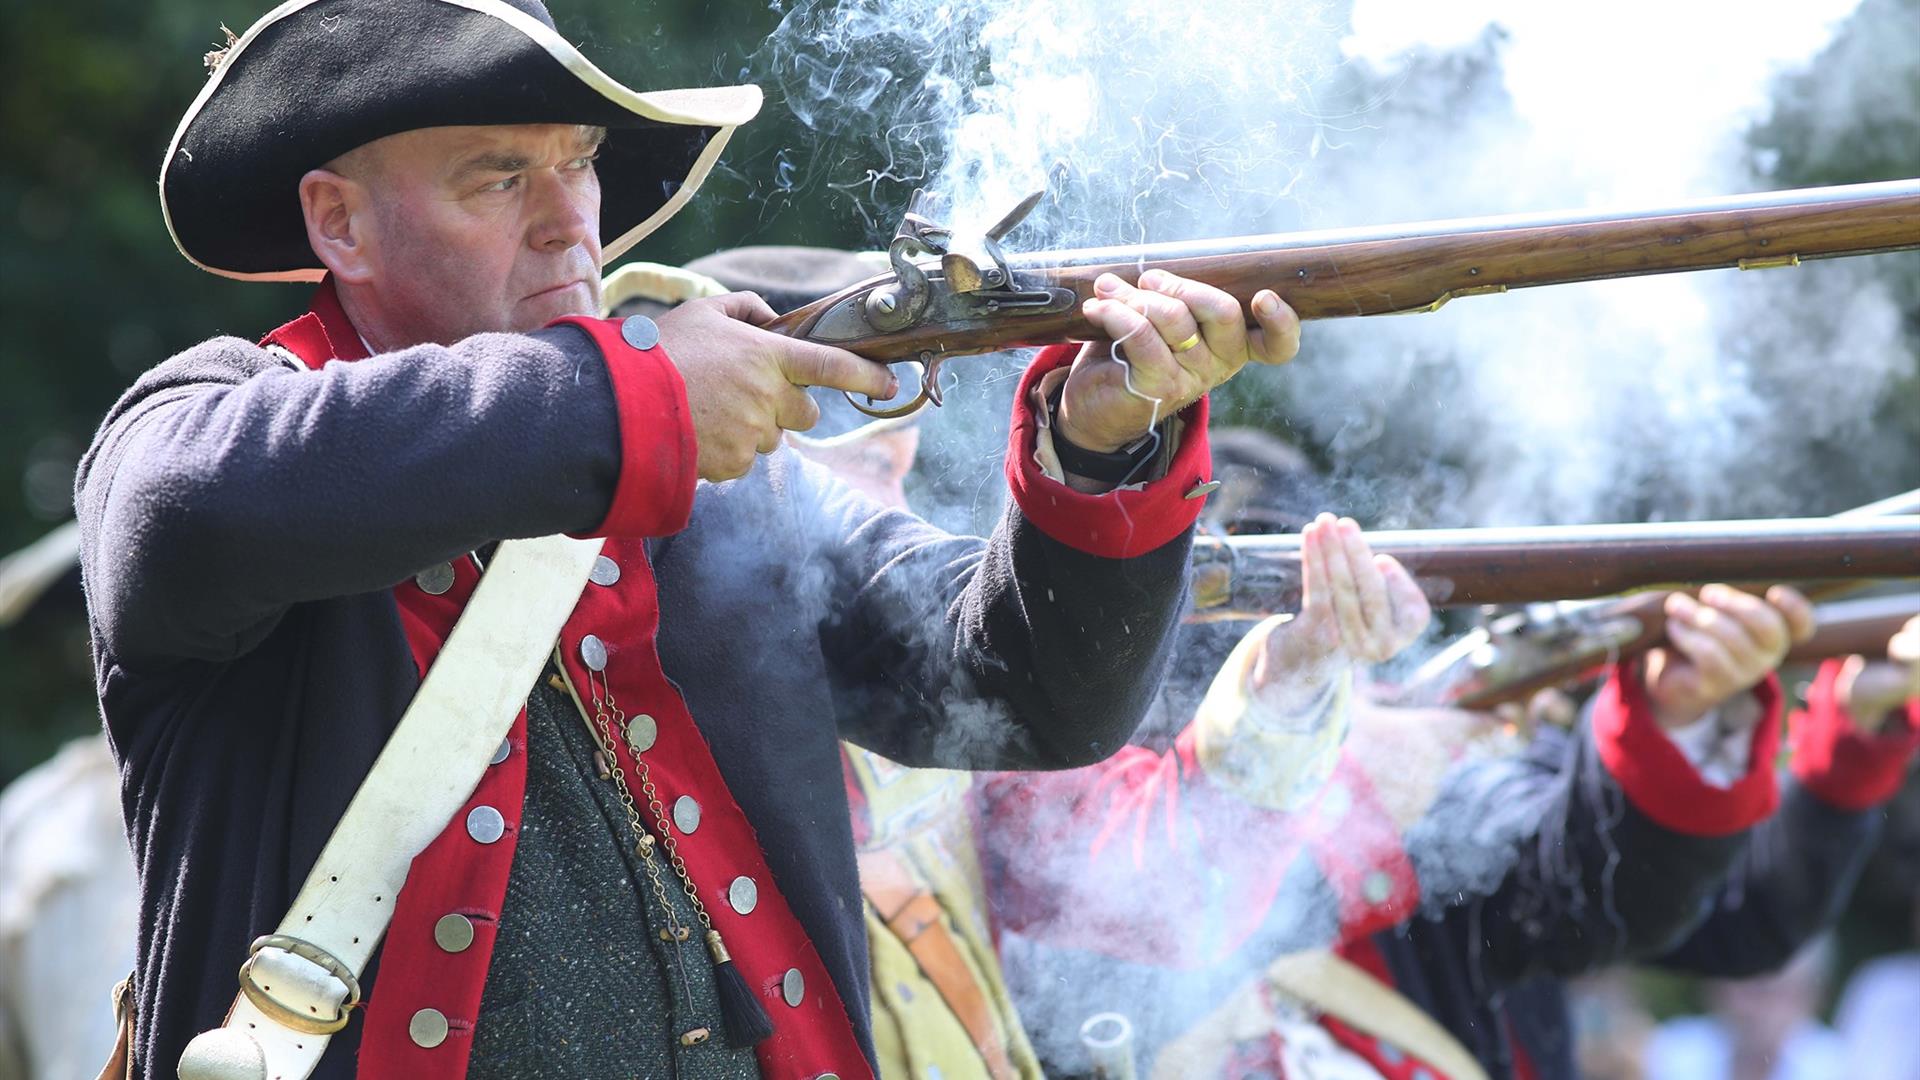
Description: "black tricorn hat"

(161, 0), (762, 281)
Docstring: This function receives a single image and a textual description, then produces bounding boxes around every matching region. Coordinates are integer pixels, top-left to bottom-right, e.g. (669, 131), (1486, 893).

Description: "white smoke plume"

(1294, 0), (1903, 527)
(756, 0), (1916, 529)
(748, 0), (1919, 1070)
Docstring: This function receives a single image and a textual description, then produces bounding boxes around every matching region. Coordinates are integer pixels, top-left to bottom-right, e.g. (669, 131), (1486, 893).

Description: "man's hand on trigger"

(655, 292), (898, 481)
(1250, 514), (1431, 710)
(1056, 270), (1301, 454)
(1643, 584), (1816, 731)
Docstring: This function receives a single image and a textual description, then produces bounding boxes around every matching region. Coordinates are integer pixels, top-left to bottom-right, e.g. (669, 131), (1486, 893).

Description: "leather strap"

(178, 535), (605, 1080)
(859, 848), (1017, 1080)
(94, 974), (133, 1080)
(1262, 951), (1490, 1080)
(1150, 950), (1489, 1080)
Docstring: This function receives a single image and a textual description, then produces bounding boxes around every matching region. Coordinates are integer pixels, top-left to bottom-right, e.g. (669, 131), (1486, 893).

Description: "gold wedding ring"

(1170, 331), (1203, 354)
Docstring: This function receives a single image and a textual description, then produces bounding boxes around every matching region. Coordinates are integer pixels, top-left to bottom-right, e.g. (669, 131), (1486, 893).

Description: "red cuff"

(1789, 660), (1920, 812)
(1005, 344), (1212, 558)
(1593, 663), (1782, 837)
(551, 316), (698, 538)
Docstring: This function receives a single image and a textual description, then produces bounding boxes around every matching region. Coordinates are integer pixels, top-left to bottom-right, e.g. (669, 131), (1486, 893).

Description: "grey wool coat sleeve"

(76, 326), (635, 666)
(802, 451), (1196, 771)
(78, 316), (1206, 1079)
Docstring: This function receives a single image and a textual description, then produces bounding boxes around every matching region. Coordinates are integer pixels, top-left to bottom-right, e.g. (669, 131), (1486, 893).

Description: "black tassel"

(707, 930), (774, 1048)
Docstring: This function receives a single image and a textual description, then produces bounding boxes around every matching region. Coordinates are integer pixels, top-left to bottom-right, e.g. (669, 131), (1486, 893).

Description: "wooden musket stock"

(769, 178), (1920, 400)
(1404, 588), (1920, 713)
(1330, 509), (1920, 710)
(1786, 591), (1920, 663)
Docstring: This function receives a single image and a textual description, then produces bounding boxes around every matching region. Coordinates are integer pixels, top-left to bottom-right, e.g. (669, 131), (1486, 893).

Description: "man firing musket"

(77, 2), (1920, 1078)
(79, 2), (1299, 1078)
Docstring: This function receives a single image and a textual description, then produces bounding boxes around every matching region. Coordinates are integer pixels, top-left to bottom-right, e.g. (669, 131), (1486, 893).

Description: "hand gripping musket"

(765, 178), (1920, 417)
(1785, 591), (1920, 664)
(1376, 490), (1920, 709)
(1187, 514), (1920, 710)
(1396, 588), (1920, 712)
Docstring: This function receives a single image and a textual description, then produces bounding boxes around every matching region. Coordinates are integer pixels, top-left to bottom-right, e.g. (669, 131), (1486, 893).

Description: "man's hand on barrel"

(1835, 614), (1920, 733)
(1056, 270), (1300, 454)
(1644, 584), (1816, 730)
(1249, 514), (1431, 711)
(657, 292), (895, 481)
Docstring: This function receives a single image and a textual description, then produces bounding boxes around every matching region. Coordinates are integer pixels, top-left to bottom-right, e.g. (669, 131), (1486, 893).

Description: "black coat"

(1374, 720), (1885, 1080)
(75, 319), (1198, 1078)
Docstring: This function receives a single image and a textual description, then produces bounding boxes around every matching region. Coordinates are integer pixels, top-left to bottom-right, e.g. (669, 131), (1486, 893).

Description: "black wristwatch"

(1047, 384), (1159, 484)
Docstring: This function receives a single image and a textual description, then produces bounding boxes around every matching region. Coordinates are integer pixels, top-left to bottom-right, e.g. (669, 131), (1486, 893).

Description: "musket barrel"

(1197, 515), (1920, 611)
(1787, 591), (1920, 662)
(1020, 178), (1920, 268)
(770, 176), (1920, 365)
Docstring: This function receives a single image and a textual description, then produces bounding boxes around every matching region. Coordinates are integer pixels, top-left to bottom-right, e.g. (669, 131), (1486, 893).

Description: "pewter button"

(782, 967), (805, 1007)
(414, 562), (455, 596)
(728, 875), (758, 915)
(673, 795), (701, 835)
(466, 805), (506, 844)
(620, 315), (661, 351)
(409, 1007), (448, 1048)
(590, 555), (621, 587)
(490, 738), (511, 765)
(1363, 870), (1393, 905)
(580, 634), (608, 671)
(433, 913), (475, 953)
(625, 714), (657, 753)
(1184, 479), (1223, 500)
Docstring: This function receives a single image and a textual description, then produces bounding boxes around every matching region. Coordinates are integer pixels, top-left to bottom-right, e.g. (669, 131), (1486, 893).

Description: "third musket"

(1190, 515), (1920, 616)
(768, 178), (1920, 416)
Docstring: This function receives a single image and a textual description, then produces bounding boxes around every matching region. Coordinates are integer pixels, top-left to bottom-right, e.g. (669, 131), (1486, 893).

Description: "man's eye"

(567, 154), (599, 170)
(485, 175), (520, 193)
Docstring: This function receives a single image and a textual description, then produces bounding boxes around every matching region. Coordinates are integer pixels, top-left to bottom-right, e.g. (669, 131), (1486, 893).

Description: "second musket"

(766, 178), (1920, 417)
(1190, 515), (1920, 617)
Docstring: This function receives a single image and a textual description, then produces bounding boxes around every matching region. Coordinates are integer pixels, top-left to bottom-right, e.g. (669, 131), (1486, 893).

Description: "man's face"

(344, 123), (606, 344)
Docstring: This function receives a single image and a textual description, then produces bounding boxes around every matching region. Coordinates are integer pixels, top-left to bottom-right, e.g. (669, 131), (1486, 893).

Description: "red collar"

(261, 276), (371, 369)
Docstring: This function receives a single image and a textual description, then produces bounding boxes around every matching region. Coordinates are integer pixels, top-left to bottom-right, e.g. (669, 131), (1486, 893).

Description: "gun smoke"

(734, 0), (1920, 1070)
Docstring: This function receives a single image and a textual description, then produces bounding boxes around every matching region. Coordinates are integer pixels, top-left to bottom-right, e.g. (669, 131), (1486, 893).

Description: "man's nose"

(528, 171), (594, 251)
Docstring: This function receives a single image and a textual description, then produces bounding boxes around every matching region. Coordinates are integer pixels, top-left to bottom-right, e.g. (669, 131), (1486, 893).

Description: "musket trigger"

(845, 355), (938, 420)
(922, 353), (948, 409)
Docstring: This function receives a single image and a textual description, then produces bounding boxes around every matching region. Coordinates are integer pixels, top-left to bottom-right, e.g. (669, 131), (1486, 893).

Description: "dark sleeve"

(75, 322), (693, 665)
(1653, 661), (1920, 976)
(809, 460), (1196, 771)
(1651, 781), (1881, 977)
(1400, 666), (1783, 989)
(811, 346), (1216, 771)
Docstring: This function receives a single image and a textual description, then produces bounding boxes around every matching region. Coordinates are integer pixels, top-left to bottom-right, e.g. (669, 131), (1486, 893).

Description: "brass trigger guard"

(846, 355), (946, 419)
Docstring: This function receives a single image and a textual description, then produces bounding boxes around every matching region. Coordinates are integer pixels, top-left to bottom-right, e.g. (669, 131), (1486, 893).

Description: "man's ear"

(298, 168), (376, 284)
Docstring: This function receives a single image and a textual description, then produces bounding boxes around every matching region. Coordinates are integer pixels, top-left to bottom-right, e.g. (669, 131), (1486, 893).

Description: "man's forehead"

(351, 123), (602, 176)
(443, 123), (603, 163)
